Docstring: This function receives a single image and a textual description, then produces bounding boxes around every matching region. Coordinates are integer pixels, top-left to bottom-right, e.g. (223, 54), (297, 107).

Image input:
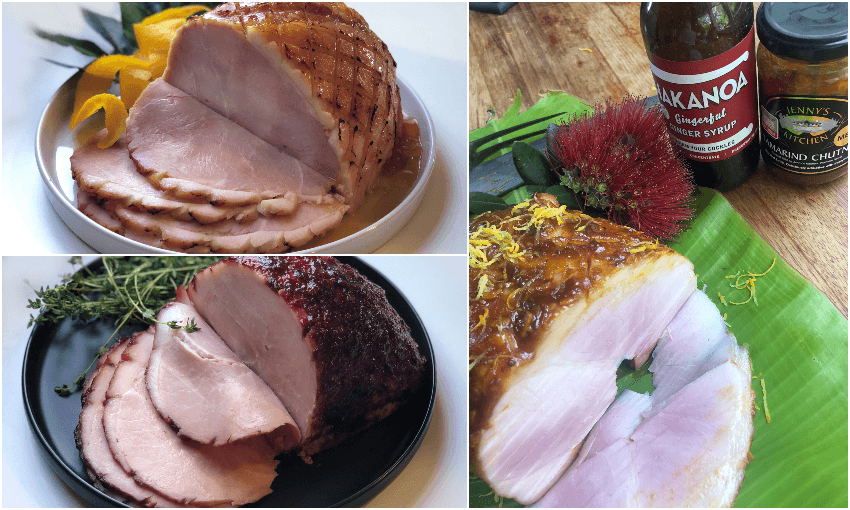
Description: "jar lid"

(757, 2), (848, 62)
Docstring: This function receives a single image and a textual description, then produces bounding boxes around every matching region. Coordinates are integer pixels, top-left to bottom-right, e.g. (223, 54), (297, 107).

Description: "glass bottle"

(640, 2), (760, 192)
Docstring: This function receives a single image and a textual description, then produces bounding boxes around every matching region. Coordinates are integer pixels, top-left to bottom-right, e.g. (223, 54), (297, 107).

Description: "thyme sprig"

(27, 256), (222, 396)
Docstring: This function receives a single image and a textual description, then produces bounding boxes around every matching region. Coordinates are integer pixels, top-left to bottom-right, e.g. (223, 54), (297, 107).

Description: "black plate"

(22, 257), (436, 507)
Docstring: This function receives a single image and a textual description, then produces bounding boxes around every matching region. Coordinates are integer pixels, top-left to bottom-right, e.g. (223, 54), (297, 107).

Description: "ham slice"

(125, 79), (334, 206)
(77, 193), (346, 253)
(535, 290), (755, 507)
(102, 329), (279, 506)
(469, 195), (696, 504)
(164, 3), (401, 208)
(146, 301), (300, 449)
(71, 131), (259, 224)
(186, 256), (426, 456)
(76, 337), (180, 507)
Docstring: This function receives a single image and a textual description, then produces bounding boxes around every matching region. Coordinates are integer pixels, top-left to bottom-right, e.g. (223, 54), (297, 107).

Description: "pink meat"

(76, 337), (179, 507)
(164, 3), (401, 208)
(125, 79), (334, 206)
(102, 328), (279, 506)
(186, 256), (426, 456)
(146, 301), (300, 449)
(71, 131), (258, 224)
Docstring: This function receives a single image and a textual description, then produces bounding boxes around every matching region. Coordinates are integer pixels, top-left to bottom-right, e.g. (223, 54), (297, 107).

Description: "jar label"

(647, 26), (758, 162)
(760, 96), (848, 175)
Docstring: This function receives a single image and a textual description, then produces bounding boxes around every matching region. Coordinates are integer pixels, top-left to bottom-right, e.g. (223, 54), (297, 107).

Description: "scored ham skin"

(147, 301), (301, 449)
(187, 256), (426, 456)
(469, 194), (696, 504)
(164, 2), (401, 209)
(102, 328), (280, 506)
(76, 337), (180, 507)
(125, 79), (334, 206)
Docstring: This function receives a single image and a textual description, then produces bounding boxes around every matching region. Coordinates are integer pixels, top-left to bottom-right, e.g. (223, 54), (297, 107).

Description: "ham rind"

(102, 329), (279, 506)
(71, 131), (259, 224)
(164, 3), (401, 209)
(147, 301), (300, 449)
(76, 337), (179, 507)
(125, 79), (334, 206)
(187, 256), (426, 456)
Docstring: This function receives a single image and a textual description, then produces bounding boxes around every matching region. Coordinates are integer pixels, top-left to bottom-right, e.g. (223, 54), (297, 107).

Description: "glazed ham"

(76, 256), (425, 506)
(70, 2), (401, 253)
(469, 194), (754, 506)
(102, 329), (280, 506)
(165, 2), (401, 208)
(147, 301), (301, 448)
(187, 256), (426, 456)
(125, 79), (335, 206)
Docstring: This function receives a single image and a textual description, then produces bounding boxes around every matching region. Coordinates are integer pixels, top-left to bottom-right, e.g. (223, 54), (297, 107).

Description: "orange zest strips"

(70, 94), (128, 149)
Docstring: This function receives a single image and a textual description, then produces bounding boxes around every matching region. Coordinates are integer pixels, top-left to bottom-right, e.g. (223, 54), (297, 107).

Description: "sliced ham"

(125, 79), (334, 206)
(71, 131), (260, 224)
(102, 329), (279, 506)
(146, 301), (300, 449)
(78, 193), (346, 253)
(165, 2), (401, 208)
(535, 290), (755, 507)
(469, 195), (695, 504)
(186, 256), (426, 456)
(76, 337), (179, 507)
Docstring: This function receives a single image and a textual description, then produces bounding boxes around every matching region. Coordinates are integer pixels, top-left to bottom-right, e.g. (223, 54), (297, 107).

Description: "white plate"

(35, 72), (435, 254)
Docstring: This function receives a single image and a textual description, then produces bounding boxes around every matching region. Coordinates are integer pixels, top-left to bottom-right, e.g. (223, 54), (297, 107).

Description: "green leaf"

(32, 28), (107, 57)
(470, 192), (508, 216)
(81, 7), (130, 54)
(512, 141), (552, 186)
(469, 90), (593, 163)
(120, 2), (151, 47)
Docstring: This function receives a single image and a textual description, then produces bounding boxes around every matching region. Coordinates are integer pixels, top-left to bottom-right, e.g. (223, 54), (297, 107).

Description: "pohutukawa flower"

(547, 95), (694, 240)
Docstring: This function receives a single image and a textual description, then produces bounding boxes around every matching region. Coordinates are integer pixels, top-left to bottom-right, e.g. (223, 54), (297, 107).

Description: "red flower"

(547, 95), (694, 240)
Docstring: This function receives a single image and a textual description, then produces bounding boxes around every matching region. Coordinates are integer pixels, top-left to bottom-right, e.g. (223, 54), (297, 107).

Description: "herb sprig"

(27, 256), (223, 396)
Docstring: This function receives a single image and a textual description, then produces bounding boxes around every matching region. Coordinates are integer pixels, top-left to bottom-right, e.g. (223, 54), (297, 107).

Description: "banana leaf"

(469, 188), (848, 508)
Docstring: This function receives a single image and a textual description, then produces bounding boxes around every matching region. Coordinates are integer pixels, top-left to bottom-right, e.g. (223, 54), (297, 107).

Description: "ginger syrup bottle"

(641, 2), (760, 192)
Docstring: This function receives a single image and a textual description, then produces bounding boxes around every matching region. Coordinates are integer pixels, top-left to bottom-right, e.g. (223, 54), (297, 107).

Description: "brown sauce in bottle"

(641, 2), (760, 192)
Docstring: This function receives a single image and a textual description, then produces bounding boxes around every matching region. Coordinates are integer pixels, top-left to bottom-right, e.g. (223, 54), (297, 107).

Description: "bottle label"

(648, 26), (758, 162)
(760, 96), (848, 175)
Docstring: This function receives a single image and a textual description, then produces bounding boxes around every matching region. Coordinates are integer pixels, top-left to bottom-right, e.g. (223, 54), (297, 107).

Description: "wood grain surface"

(469, 2), (848, 317)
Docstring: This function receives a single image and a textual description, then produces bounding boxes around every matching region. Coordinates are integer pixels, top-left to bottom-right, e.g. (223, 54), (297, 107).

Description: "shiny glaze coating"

(224, 256), (425, 453)
(469, 194), (672, 444)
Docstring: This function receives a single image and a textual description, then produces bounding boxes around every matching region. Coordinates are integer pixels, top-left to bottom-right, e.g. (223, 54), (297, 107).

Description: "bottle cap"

(757, 2), (848, 62)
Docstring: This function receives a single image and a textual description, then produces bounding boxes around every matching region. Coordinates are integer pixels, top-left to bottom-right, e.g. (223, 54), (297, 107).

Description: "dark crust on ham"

(215, 256), (425, 454)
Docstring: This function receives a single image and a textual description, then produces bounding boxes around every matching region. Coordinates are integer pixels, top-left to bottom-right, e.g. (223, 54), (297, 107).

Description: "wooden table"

(469, 2), (848, 318)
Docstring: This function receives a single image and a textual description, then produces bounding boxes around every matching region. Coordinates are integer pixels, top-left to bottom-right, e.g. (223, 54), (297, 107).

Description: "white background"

(1, 2), (469, 255)
(2, 255), (468, 507)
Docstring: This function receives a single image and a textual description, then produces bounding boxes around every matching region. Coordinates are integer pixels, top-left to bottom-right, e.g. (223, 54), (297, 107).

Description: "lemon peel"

(69, 94), (128, 148)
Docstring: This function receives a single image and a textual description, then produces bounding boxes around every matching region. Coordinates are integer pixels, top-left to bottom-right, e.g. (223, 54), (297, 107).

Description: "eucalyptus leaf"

(512, 141), (552, 186)
(32, 29), (107, 57)
(470, 193), (508, 217)
(81, 7), (130, 53)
